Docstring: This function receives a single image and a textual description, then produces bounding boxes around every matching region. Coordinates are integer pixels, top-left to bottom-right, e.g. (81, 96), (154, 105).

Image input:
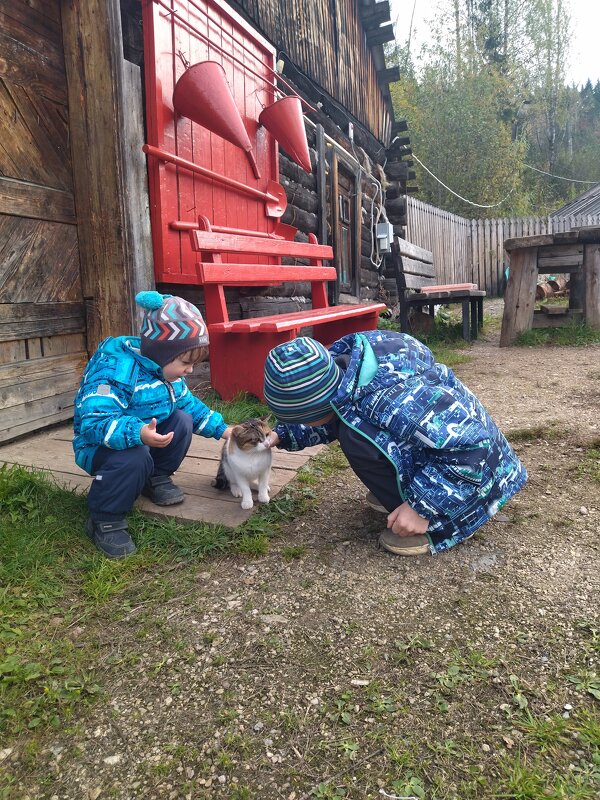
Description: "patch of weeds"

(194, 390), (270, 424)
(567, 671), (600, 700)
(390, 773), (426, 799)
(235, 531), (270, 556)
(378, 313), (474, 366)
(506, 421), (567, 443)
(516, 321), (600, 347)
(326, 692), (353, 725)
(393, 634), (434, 663)
(335, 738), (360, 759)
(229, 786), (254, 800)
(576, 447), (600, 483)
(281, 544), (306, 560)
(313, 783), (347, 799)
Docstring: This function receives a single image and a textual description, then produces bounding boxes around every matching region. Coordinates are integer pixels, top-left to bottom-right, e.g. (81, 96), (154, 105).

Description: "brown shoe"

(365, 491), (387, 513)
(379, 529), (430, 556)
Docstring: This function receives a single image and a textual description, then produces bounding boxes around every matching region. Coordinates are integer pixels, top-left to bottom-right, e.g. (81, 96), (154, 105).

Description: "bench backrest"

(394, 238), (436, 290)
(189, 218), (336, 325)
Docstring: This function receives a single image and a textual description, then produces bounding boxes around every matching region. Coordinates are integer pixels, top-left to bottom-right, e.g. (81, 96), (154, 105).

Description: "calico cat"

(214, 417), (273, 510)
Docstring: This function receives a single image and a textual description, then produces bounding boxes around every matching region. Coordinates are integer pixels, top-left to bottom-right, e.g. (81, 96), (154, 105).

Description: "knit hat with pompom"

(136, 291), (209, 367)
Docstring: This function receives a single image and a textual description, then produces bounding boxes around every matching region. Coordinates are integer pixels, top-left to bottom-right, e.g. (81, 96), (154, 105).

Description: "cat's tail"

(213, 461), (230, 491)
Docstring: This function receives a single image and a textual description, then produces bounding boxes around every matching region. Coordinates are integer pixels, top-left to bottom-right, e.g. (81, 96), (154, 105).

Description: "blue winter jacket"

(73, 336), (226, 475)
(275, 330), (527, 554)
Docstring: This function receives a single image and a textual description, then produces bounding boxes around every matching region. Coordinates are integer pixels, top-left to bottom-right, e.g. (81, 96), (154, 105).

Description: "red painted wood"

(196, 264), (336, 284)
(210, 304), (387, 333)
(190, 230), (333, 259)
(142, 0), (278, 281)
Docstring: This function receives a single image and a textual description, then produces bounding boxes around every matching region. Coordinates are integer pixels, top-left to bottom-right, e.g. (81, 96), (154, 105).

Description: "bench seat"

(190, 217), (386, 399)
(392, 239), (485, 341)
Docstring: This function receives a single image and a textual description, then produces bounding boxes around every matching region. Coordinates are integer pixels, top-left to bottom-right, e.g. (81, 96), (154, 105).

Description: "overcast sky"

(390, 0), (599, 88)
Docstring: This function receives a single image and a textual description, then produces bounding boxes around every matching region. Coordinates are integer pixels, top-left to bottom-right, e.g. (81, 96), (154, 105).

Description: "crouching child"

(73, 291), (231, 558)
(263, 331), (527, 556)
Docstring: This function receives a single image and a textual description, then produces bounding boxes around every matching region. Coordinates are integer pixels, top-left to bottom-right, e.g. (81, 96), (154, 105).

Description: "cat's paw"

(258, 493), (270, 504)
(230, 485), (242, 498)
(241, 498), (254, 510)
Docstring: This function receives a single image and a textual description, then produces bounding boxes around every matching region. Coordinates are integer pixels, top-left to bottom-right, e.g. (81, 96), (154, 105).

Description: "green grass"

(378, 313), (474, 367)
(505, 421), (568, 443)
(196, 390), (271, 423)
(0, 430), (347, 741)
(516, 322), (600, 347)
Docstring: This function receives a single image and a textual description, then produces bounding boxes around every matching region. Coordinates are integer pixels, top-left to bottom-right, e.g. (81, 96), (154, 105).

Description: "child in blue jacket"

(263, 332), (527, 556)
(73, 291), (230, 559)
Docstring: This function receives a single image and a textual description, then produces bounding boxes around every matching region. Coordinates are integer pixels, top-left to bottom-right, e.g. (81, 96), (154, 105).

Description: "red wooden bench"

(189, 218), (386, 399)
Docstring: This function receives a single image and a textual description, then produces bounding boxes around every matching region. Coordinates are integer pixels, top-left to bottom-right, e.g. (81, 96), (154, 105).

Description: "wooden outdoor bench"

(392, 238), (486, 341)
(189, 218), (386, 399)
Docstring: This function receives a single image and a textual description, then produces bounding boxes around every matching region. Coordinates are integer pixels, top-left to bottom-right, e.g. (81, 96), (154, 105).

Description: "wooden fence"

(405, 196), (600, 296)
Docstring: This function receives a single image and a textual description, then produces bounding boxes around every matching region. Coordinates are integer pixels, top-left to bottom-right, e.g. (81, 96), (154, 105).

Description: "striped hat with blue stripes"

(264, 337), (342, 423)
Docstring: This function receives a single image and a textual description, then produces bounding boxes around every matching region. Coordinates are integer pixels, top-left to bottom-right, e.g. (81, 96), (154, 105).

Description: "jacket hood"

(97, 336), (162, 375)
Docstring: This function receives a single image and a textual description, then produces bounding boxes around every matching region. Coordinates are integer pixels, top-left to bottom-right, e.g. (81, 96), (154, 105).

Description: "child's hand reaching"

(387, 501), (429, 536)
(141, 418), (174, 448)
(265, 431), (280, 449)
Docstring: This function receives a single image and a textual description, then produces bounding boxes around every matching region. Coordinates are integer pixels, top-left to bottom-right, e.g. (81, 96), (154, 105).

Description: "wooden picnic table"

(500, 227), (600, 346)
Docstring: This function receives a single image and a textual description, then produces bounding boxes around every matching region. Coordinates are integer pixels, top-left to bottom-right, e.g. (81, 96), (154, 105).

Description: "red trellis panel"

(142, 0), (278, 282)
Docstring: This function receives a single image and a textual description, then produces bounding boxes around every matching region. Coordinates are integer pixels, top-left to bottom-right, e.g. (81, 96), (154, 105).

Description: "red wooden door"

(142, 0), (278, 283)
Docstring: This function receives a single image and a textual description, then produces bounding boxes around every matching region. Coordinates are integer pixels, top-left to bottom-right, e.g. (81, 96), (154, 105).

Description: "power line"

(411, 153), (517, 208)
(523, 163), (599, 184)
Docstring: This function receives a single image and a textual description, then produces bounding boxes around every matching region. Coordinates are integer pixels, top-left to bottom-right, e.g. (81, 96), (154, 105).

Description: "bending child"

(73, 291), (230, 559)
(263, 331), (527, 556)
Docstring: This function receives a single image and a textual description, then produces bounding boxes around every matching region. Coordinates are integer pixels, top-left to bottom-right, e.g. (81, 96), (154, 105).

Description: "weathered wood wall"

(0, 0), (86, 442)
(230, 0), (392, 143)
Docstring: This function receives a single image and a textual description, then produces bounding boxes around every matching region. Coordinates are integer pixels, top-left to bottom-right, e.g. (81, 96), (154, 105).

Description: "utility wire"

(523, 163), (599, 184)
(411, 153), (517, 208)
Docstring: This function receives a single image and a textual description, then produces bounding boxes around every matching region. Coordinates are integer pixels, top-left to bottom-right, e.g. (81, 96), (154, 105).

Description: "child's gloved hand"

(387, 501), (429, 536)
(221, 426), (234, 439)
(141, 418), (174, 448)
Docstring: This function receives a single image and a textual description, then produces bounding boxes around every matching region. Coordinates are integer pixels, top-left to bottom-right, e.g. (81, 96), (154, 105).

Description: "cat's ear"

(231, 424), (244, 437)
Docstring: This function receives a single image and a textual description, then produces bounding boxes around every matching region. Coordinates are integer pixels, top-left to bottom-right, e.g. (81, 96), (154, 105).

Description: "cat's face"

(230, 417), (273, 451)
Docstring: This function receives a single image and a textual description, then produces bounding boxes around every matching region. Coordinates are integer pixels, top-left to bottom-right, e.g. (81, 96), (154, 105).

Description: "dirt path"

(8, 325), (600, 800)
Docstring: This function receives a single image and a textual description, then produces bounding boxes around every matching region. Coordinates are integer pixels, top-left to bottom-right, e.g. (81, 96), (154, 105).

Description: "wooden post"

(500, 247), (538, 346)
(61, 0), (140, 353)
(583, 242), (600, 328)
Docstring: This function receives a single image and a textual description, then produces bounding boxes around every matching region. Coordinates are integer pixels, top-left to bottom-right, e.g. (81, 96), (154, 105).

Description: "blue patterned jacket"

(275, 330), (527, 553)
(73, 336), (226, 475)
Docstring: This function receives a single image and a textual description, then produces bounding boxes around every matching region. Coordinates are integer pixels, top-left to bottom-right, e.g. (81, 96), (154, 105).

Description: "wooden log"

(279, 152), (317, 191)
(391, 119), (408, 134)
(583, 242), (600, 328)
(500, 247), (538, 345)
(366, 24), (395, 47)
(377, 66), (400, 85)
(386, 161), (409, 181)
(360, 1), (391, 29)
(281, 204), (319, 235)
(281, 178), (319, 214)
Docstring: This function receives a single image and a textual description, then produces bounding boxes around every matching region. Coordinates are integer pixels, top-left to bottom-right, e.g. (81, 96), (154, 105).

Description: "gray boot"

(86, 518), (136, 559)
(141, 475), (185, 506)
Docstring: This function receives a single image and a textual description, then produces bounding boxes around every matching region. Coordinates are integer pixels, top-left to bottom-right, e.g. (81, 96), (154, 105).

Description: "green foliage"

(195, 390), (271, 424)
(515, 323), (600, 347)
(388, 0), (600, 219)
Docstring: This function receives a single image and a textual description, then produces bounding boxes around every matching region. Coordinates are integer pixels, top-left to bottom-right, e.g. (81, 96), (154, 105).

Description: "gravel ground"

(5, 319), (600, 800)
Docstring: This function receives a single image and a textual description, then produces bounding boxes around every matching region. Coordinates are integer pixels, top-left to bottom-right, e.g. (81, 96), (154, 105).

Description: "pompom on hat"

(263, 337), (342, 423)
(136, 291), (209, 367)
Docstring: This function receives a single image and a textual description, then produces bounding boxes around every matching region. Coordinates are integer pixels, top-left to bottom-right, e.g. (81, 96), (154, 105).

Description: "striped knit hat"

(264, 337), (342, 423)
(136, 291), (209, 367)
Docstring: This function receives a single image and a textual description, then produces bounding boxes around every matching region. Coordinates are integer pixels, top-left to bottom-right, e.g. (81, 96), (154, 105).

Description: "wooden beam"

(366, 24), (395, 48)
(360, 2), (391, 30)
(0, 176), (75, 224)
(377, 66), (400, 85)
(61, 0), (137, 353)
(391, 119), (409, 133)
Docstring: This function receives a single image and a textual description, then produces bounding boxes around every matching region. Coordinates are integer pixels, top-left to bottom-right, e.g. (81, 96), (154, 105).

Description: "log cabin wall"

(229, 0), (392, 142)
(0, 0), (87, 443)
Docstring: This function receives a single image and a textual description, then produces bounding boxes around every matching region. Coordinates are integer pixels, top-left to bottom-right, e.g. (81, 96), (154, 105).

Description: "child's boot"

(379, 529), (429, 556)
(142, 474), (185, 505)
(86, 518), (136, 559)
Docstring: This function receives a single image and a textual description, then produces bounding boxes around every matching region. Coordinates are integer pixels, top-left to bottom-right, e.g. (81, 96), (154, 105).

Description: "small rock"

(253, 721), (264, 732)
(350, 679), (370, 687)
(218, 775), (226, 784)
(481, 743), (491, 752)
(0, 749), (13, 762)
(260, 614), (289, 626)
(89, 789), (102, 800)
(580, 506), (588, 515)
(103, 755), (122, 766)
(495, 513), (511, 523)
(564, 703), (573, 711)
